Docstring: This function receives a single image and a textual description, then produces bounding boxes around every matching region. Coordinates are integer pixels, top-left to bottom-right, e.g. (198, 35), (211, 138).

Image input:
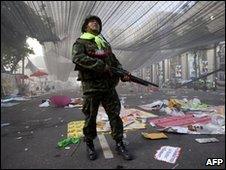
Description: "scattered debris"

(68, 98), (83, 108)
(211, 114), (225, 126)
(139, 98), (211, 114)
(155, 146), (181, 164)
(50, 95), (71, 107)
(149, 114), (211, 128)
(68, 109), (151, 137)
(64, 104), (82, 108)
(158, 126), (189, 134)
(139, 100), (164, 111)
(158, 122), (225, 134)
(96, 107), (156, 132)
(67, 121), (85, 138)
(57, 137), (80, 149)
(39, 96), (83, 108)
(168, 99), (182, 109)
(195, 137), (219, 143)
(39, 100), (50, 107)
(1, 96), (30, 103)
(1, 123), (10, 128)
(141, 132), (168, 140)
(1, 102), (20, 107)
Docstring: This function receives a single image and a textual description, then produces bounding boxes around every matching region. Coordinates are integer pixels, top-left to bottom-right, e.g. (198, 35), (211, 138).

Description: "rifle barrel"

(111, 67), (159, 87)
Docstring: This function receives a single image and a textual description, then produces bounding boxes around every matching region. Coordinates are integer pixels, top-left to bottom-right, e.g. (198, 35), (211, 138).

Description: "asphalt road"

(1, 88), (225, 169)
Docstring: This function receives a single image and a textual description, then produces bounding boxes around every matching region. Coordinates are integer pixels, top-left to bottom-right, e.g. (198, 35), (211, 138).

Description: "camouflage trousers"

(82, 89), (123, 142)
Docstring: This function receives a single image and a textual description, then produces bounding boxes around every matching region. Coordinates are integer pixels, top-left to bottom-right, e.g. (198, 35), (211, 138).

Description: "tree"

(1, 39), (34, 73)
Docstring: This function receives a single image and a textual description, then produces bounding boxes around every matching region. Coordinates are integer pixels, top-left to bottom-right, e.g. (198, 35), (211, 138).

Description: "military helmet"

(81, 15), (102, 34)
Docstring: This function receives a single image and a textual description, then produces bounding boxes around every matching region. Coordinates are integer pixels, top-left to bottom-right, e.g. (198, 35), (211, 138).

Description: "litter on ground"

(195, 137), (219, 143)
(141, 132), (168, 139)
(155, 146), (181, 164)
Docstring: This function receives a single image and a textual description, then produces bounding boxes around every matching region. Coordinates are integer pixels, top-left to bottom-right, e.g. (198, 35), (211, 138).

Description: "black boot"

(86, 140), (97, 160)
(115, 140), (133, 160)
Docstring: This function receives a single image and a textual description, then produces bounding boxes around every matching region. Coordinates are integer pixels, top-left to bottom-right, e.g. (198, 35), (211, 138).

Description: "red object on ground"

(50, 95), (71, 107)
(30, 70), (48, 77)
(149, 114), (211, 128)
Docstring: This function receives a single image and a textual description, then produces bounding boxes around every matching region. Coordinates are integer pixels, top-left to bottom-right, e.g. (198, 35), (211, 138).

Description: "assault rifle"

(111, 67), (159, 87)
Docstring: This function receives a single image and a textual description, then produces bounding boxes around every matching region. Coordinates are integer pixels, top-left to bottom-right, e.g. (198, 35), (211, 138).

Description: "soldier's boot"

(115, 140), (133, 160)
(86, 140), (97, 160)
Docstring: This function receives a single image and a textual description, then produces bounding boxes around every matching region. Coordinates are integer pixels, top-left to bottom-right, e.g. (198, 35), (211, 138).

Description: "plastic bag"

(57, 137), (80, 149)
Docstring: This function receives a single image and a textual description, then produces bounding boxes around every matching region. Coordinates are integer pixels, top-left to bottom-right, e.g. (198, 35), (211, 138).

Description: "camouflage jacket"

(72, 37), (122, 94)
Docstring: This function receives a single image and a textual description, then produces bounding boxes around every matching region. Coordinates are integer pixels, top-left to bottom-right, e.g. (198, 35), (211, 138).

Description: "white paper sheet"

(155, 146), (181, 164)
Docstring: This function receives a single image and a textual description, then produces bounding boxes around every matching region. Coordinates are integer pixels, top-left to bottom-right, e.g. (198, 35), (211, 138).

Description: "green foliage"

(1, 39), (34, 73)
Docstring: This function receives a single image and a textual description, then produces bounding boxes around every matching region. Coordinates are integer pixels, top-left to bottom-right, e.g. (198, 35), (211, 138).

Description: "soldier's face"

(86, 20), (100, 34)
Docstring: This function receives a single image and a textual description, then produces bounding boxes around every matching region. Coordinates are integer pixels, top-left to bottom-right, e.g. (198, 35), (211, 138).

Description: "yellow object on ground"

(67, 120), (85, 138)
(168, 99), (182, 109)
(141, 132), (168, 139)
(124, 120), (146, 130)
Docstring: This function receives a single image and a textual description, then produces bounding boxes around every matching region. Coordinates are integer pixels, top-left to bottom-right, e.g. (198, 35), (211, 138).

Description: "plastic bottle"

(57, 137), (80, 148)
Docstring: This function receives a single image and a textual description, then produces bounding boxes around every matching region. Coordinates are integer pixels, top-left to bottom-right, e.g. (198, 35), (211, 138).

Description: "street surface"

(1, 88), (225, 169)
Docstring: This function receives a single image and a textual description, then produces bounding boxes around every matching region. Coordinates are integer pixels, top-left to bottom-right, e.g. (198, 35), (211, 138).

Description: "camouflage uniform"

(72, 37), (123, 142)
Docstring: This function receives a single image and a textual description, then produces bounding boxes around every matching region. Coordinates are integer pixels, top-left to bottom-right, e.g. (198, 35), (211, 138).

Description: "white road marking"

(98, 134), (114, 159)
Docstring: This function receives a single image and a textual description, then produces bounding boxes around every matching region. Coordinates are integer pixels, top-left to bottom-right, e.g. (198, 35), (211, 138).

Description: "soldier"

(72, 15), (133, 161)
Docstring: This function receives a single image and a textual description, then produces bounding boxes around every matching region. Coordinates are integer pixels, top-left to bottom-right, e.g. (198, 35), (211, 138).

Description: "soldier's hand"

(121, 73), (131, 82)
